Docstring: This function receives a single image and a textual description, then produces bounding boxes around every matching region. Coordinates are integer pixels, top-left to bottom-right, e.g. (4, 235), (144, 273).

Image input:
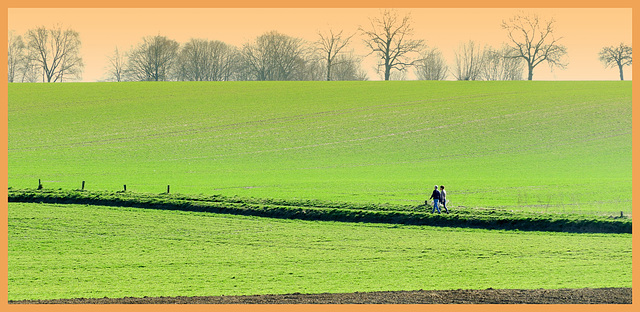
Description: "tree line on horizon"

(7, 10), (633, 83)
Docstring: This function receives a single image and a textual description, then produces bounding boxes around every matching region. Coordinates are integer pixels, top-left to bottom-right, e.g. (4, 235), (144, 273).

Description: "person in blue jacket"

(429, 185), (441, 213)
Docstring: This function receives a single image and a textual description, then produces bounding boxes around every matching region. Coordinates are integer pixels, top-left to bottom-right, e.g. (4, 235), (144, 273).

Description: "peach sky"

(7, 8), (633, 81)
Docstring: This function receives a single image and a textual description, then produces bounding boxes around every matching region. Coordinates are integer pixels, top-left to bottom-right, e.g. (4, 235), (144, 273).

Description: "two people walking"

(428, 185), (449, 214)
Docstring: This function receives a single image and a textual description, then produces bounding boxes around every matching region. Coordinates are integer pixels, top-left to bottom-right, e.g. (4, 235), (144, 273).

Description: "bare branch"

(360, 9), (425, 80)
(501, 11), (567, 80)
(25, 24), (83, 82)
(414, 47), (448, 80)
(126, 35), (179, 81)
(316, 29), (355, 81)
(599, 43), (632, 80)
(241, 31), (311, 81)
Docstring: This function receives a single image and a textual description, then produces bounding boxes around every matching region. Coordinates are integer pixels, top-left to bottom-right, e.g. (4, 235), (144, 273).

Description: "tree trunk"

(618, 64), (624, 81)
(527, 64), (534, 81)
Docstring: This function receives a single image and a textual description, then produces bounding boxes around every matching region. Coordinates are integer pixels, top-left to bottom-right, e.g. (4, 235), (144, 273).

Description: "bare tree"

(25, 25), (84, 82)
(501, 12), (567, 80)
(452, 40), (486, 81)
(599, 43), (632, 81)
(481, 48), (502, 81)
(127, 35), (179, 81)
(296, 56), (325, 81)
(360, 9), (425, 81)
(414, 47), (448, 80)
(388, 70), (407, 81)
(500, 46), (526, 81)
(241, 31), (308, 81)
(231, 60), (253, 81)
(8, 30), (25, 83)
(19, 51), (40, 83)
(105, 46), (126, 82)
(175, 39), (239, 81)
(482, 45), (525, 81)
(330, 53), (368, 81)
(316, 29), (355, 81)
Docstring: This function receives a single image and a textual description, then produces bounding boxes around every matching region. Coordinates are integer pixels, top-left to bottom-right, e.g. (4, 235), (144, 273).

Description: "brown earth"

(10, 288), (631, 304)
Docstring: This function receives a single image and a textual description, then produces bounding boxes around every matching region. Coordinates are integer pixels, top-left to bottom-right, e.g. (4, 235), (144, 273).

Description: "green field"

(8, 202), (632, 301)
(8, 81), (632, 215)
(7, 81), (633, 300)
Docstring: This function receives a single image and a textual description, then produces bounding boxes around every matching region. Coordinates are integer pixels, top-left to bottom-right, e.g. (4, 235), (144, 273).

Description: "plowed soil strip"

(10, 288), (631, 304)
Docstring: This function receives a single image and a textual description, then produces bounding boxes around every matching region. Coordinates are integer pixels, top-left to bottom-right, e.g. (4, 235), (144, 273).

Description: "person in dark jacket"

(440, 185), (449, 214)
(429, 185), (441, 213)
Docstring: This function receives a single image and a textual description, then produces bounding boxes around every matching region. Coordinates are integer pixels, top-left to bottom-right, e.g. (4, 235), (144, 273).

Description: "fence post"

(82, 181), (85, 191)
(167, 185), (170, 194)
(37, 179), (43, 190)
(124, 184), (127, 192)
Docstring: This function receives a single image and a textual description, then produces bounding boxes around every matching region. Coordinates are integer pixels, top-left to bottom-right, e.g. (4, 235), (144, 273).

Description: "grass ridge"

(8, 188), (630, 234)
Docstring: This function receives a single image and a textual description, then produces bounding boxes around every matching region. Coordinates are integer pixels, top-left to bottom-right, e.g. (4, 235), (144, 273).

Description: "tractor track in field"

(10, 288), (631, 304)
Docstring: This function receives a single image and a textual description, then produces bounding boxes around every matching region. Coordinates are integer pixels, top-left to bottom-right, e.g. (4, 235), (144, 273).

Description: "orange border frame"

(1, 1), (637, 312)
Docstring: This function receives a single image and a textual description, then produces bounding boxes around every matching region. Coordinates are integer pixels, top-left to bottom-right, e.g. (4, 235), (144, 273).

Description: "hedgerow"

(8, 188), (631, 234)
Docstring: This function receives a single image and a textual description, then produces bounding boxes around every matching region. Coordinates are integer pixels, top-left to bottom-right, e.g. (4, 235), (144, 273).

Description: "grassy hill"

(8, 81), (632, 215)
